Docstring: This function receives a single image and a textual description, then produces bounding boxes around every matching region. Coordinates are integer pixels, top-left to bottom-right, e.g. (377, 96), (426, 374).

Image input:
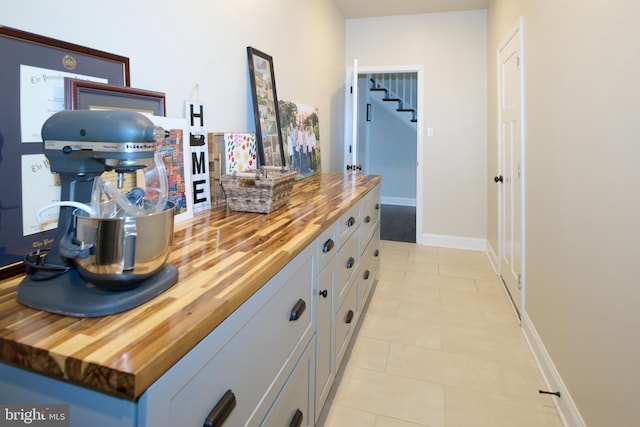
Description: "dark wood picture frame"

(0, 26), (130, 279)
(247, 47), (286, 169)
(65, 78), (166, 115)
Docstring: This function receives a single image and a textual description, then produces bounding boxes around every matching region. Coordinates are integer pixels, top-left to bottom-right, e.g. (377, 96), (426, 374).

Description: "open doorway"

(353, 69), (422, 243)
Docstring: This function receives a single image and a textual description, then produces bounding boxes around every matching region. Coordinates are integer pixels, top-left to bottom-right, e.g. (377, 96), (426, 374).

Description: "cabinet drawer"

(335, 233), (359, 300)
(359, 227), (380, 308)
(360, 186), (381, 250)
(337, 202), (360, 246)
(261, 339), (315, 427)
(166, 254), (314, 427)
(316, 222), (338, 273)
(335, 281), (358, 368)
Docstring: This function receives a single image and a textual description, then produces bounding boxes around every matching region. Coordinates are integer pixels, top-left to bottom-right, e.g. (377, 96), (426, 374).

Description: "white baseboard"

(421, 233), (486, 251)
(381, 196), (416, 207)
(485, 241), (499, 273)
(521, 313), (586, 427)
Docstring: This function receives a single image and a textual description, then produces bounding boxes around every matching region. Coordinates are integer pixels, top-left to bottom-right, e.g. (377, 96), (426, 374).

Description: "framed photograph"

(65, 78), (166, 115)
(279, 100), (322, 179)
(0, 26), (130, 279)
(247, 47), (286, 169)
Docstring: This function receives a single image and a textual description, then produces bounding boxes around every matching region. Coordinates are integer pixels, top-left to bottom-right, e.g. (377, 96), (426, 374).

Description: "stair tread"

(383, 98), (401, 102)
(397, 108), (415, 112)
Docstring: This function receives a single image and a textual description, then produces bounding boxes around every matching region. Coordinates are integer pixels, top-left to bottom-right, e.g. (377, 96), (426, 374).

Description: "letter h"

(190, 104), (204, 127)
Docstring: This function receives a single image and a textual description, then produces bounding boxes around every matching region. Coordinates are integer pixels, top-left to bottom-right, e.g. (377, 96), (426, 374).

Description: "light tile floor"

(318, 241), (564, 427)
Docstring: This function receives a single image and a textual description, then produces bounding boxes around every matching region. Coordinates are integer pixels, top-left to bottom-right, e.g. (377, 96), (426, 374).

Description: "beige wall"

(346, 11), (488, 243)
(0, 0), (346, 172)
(488, 0), (640, 425)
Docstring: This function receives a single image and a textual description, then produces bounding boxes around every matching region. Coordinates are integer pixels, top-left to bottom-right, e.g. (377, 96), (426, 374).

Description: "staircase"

(368, 73), (418, 127)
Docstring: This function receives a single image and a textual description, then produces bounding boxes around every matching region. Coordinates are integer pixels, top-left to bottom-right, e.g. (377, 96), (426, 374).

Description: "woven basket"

(221, 168), (297, 214)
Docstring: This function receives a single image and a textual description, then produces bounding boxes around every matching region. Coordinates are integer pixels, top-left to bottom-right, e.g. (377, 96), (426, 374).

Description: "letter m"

(192, 151), (206, 175)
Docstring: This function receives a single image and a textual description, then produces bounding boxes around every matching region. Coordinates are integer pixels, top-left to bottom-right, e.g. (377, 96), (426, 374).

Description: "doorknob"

(494, 175), (503, 183)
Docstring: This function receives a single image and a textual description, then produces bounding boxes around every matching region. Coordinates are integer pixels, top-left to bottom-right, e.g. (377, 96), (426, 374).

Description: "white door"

(343, 64), (425, 244)
(344, 59), (360, 173)
(497, 19), (525, 317)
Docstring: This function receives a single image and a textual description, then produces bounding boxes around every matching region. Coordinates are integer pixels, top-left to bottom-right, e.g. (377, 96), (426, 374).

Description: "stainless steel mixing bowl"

(73, 202), (175, 290)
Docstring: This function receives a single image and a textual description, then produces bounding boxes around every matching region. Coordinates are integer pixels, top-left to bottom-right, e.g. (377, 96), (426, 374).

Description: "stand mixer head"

(39, 109), (165, 270)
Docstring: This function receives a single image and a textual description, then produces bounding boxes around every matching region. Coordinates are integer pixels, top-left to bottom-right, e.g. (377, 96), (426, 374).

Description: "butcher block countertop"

(0, 173), (381, 400)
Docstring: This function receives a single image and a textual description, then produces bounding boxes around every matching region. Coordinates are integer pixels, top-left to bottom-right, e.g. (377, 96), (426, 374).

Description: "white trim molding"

(486, 241), (499, 273)
(421, 234), (486, 251)
(521, 313), (586, 427)
(381, 196), (416, 207)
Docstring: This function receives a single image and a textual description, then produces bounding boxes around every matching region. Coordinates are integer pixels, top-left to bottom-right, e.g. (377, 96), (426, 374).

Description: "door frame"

(496, 18), (526, 317)
(344, 64), (424, 244)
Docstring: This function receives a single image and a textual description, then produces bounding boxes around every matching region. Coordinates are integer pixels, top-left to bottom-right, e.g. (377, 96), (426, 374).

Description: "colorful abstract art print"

(224, 133), (258, 173)
(150, 116), (193, 223)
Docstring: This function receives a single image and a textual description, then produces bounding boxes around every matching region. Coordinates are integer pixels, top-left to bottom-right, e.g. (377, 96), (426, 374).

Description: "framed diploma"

(0, 26), (130, 279)
(64, 79), (166, 115)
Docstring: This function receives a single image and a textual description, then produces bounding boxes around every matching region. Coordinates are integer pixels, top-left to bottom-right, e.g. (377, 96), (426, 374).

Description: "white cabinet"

(0, 181), (382, 427)
(314, 182), (381, 423)
(139, 244), (315, 427)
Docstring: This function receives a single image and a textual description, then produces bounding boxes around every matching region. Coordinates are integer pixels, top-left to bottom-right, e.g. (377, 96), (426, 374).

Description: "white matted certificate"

(21, 154), (60, 236)
(19, 65), (107, 143)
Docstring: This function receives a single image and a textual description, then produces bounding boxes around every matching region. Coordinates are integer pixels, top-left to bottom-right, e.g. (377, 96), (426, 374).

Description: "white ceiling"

(332, 0), (488, 19)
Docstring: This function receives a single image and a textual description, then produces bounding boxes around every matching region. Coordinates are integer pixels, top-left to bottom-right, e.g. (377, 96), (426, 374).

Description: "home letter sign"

(186, 101), (211, 212)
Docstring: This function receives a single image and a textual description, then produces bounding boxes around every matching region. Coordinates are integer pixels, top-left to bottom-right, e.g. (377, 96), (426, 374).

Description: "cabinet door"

(315, 260), (335, 421)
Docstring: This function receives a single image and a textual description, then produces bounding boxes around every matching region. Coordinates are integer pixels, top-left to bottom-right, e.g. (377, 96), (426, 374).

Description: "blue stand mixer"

(17, 110), (179, 317)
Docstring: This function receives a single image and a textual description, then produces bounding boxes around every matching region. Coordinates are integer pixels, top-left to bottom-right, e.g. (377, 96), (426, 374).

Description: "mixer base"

(16, 264), (179, 317)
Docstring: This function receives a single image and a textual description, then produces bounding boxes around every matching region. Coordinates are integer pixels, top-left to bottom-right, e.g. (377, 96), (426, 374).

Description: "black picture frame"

(0, 26), (130, 279)
(65, 78), (166, 115)
(247, 47), (286, 169)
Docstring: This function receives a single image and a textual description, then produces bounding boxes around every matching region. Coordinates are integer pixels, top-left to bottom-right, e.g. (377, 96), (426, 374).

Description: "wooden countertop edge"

(0, 174), (382, 400)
